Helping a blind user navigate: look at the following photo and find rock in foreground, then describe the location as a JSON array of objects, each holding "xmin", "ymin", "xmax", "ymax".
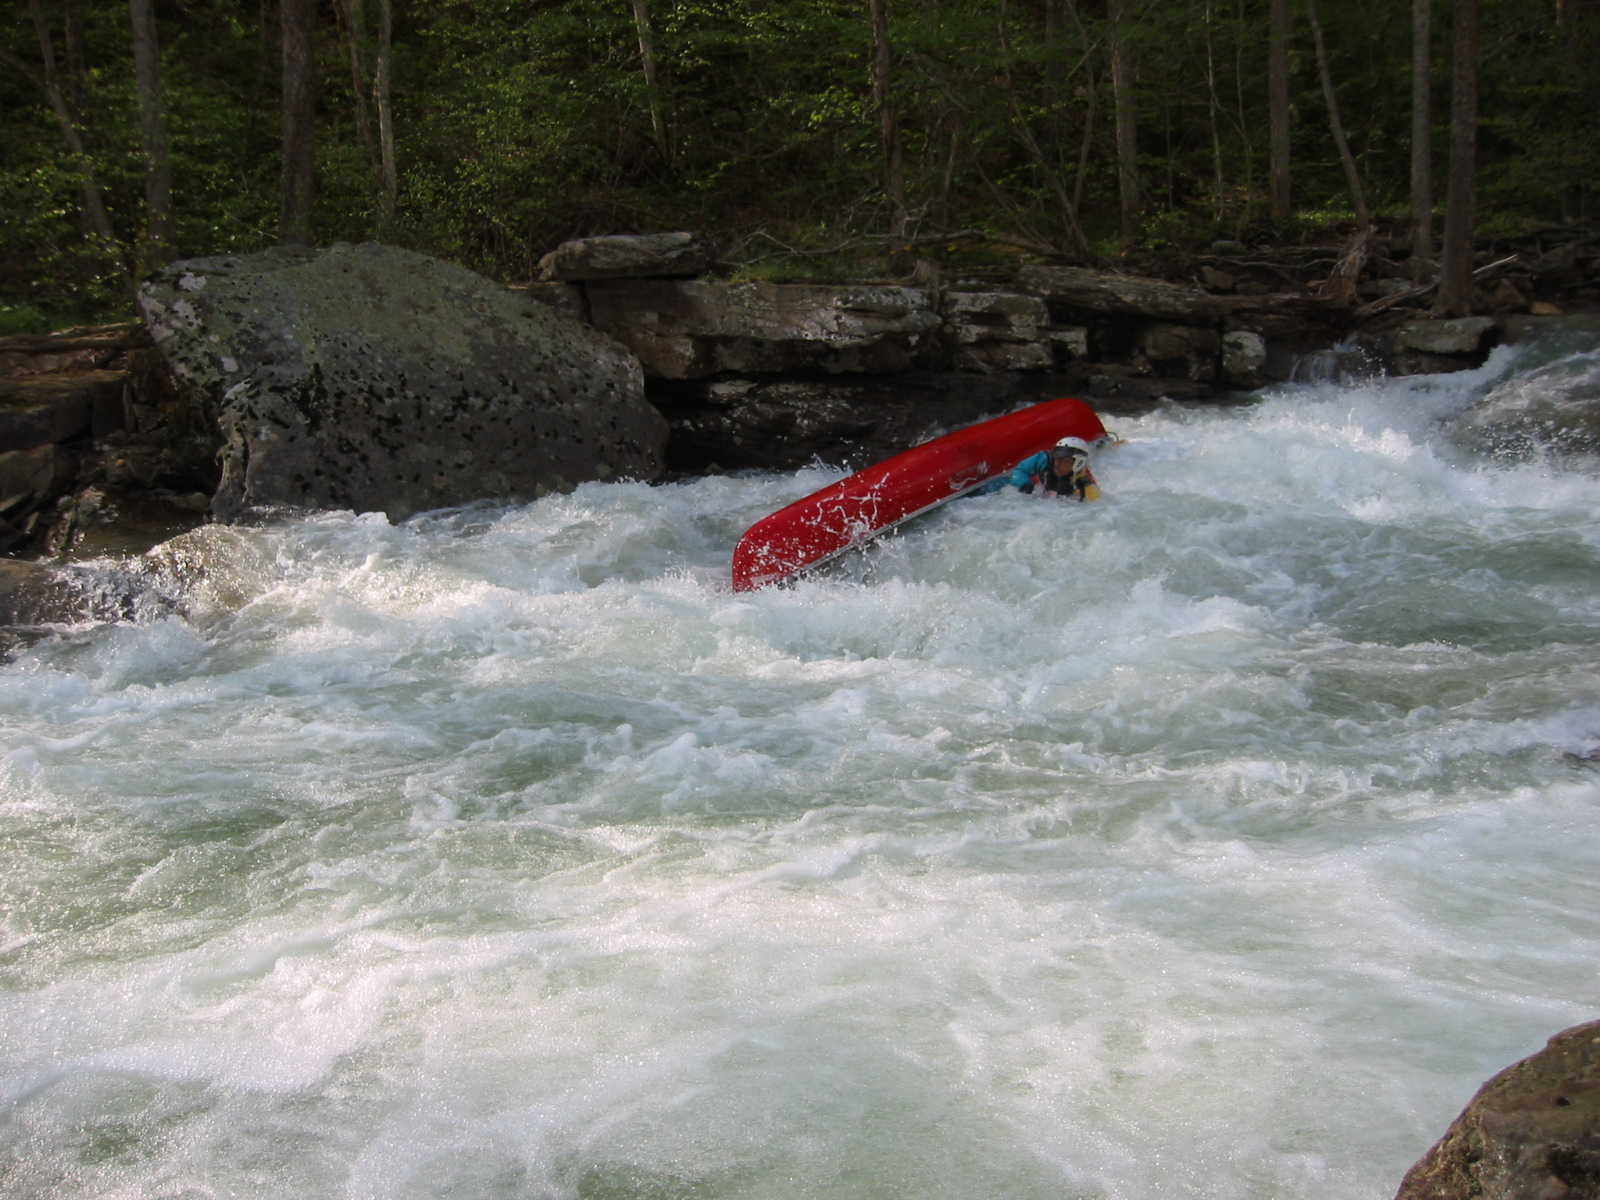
[
  {"xmin": 1395, "ymin": 1019, "xmax": 1600, "ymax": 1199},
  {"xmin": 137, "ymin": 243, "xmax": 665, "ymax": 522}
]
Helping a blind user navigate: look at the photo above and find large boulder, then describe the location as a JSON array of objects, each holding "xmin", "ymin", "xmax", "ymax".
[
  {"xmin": 137, "ymin": 243, "xmax": 664, "ymax": 523},
  {"xmin": 1395, "ymin": 1020, "xmax": 1600, "ymax": 1200}
]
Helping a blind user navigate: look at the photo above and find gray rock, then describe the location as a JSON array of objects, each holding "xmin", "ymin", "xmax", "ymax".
[
  {"xmin": 583, "ymin": 280, "xmax": 941, "ymax": 379},
  {"xmin": 539, "ymin": 232, "xmax": 714, "ymax": 281},
  {"xmin": 1017, "ymin": 265, "xmax": 1227, "ymax": 322},
  {"xmin": 0, "ymin": 559, "xmax": 76, "ymax": 631},
  {"xmin": 137, "ymin": 243, "xmax": 664, "ymax": 523},
  {"xmin": 940, "ymin": 292, "xmax": 1053, "ymax": 372},
  {"xmin": 1222, "ymin": 330, "xmax": 1269, "ymax": 388},
  {"xmin": 0, "ymin": 445, "xmax": 67, "ymax": 515},
  {"xmin": 1137, "ymin": 322, "xmax": 1220, "ymax": 382},
  {"xmin": 1394, "ymin": 1019, "xmax": 1600, "ymax": 1200},
  {"xmin": 0, "ymin": 371, "xmax": 126, "ymax": 449},
  {"xmin": 1397, "ymin": 316, "xmax": 1498, "ymax": 356}
]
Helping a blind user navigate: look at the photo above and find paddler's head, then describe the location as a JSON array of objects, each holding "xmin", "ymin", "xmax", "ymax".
[{"xmin": 1051, "ymin": 437, "xmax": 1099, "ymax": 501}]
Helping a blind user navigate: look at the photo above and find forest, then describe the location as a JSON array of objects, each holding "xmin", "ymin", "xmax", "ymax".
[{"xmin": 2, "ymin": 0, "xmax": 1596, "ymax": 334}]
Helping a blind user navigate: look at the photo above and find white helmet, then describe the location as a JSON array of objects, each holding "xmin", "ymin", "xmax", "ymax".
[{"xmin": 1053, "ymin": 436, "xmax": 1091, "ymax": 455}]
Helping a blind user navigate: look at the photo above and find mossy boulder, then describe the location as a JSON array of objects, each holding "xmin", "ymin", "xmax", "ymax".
[
  {"xmin": 137, "ymin": 243, "xmax": 665, "ymax": 523},
  {"xmin": 1396, "ymin": 1020, "xmax": 1600, "ymax": 1199}
]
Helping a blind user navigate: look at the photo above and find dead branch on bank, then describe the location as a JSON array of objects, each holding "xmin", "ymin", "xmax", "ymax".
[{"xmin": 1353, "ymin": 253, "xmax": 1520, "ymax": 318}]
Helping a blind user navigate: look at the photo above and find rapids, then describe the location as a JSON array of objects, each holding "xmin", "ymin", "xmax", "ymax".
[{"xmin": 3, "ymin": 337, "xmax": 1599, "ymax": 1199}]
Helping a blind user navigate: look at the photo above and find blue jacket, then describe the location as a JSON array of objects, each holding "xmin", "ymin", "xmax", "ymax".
[
  {"xmin": 970, "ymin": 452, "xmax": 1050, "ymax": 496},
  {"xmin": 971, "ymin": 450, "xmax": 1098, "ymax": 500},
  {"xmin": 1004, "ymin": 451, "xmax": 1054, "ymax": 491}
]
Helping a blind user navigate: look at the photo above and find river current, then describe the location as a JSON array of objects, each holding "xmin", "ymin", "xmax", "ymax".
[{"xmin": 3, "ymin": 338, "xmax": 1599, "ymax": 1199}]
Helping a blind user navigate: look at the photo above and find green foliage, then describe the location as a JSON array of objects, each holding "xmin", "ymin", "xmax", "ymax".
[
  {"xmin": 0, "ymin": 0, "xmax": 1594, "ymax": 306},
  {"xmin": 0, "ymin": 303, "xmax": 55, "ymax": 336}
]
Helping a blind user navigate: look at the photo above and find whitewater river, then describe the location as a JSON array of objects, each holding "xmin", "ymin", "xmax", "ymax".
[{"xmin": 3, "ymin": 337, "xmax": 1599, "ymax": 1199}]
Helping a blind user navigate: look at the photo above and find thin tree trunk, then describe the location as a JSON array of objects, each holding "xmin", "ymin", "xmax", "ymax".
[
  {"xmin": 22, "ymin": 0, "xmax": 115, "ymax": 245},
  {"xmin": 1109, "ymin": 0, "xmax": 1139, "ymax": 241},
  {"xmin": 1268, "ymin": 0, "xmax": 1292, "ymax": 219},
  {"xmin": 1073, "ymin": 63, "xmax": 1098, "ymax": 222},
  {"xmin": 129, "ymin": 0, "xmax": 175, "ymax": 268},
  {"xmin": 336, "ymin": 0, "xmax": 377, "ymax": 170},
  {"xmin": 336, "ymin": 0, "xmax": 397, "ymax": 219},
  {"xmin": 1232, "ymin": 0, "xmax": 1256, "ymax": 211},
  {"xmin": 630, "ymin": 0, "xmax": 671, "ymax": 165},
  {"xmin": 375, "ymin": 0, "xmax": 397, "ymax": 218},
  {"xmin": 1204, "ymin": 1, "xmax": 1225, "ymax": 217},
  {"xmin": 1436, "ymin": 0, "xmax": 1479, "ymax": 315},
  {"xmin": 280, "ymin": 0, "xmax": 318, "ymax": 246},
  {"xmin": 1305, "ymin": 0, "xmax": 1370, "ymax": 228},
  {"xmin": 869, "ymin": 0, "xmax": 907, "ymax": 238},
  {"xmin": 1054, "ymin": 0, "xmax": 1097, "ymax": 226},
  {"xmin": 1409, "ymin": 0, "xmax": 1432, "ymax": 274}
]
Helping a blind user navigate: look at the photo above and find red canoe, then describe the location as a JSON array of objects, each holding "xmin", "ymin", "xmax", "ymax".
[{"xmin": 731, "ymin": 396, "xmax": 1107, "ymax": 591}]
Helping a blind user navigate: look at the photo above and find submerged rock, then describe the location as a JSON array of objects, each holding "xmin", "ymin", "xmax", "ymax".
[
  {"xmin": 1395, "ymin": 1019, "xmax": 1600, "ymax": 1200},
  {"xmin": 1446, "ymin": 323, "xmax": 1600, "ymax": 460},
  {"xmin": 137, "ymin": 242, "xmax": 665, "ymax": 523}
]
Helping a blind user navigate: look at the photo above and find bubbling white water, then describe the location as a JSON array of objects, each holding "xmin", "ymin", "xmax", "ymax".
[{"xmin": 3, "ymin": 349, "xmax": 1600, "ymax": 1199}]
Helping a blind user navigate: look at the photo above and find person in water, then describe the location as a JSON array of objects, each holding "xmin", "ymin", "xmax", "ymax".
[{"xmin": 1003, "ymin": 436, "xmax": 1102, "ymax": 501}]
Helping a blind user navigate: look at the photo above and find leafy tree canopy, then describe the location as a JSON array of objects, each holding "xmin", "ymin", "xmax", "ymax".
[{"xmin": 1, "ymin": 0, "xmax": 1594, "ymax": 324}]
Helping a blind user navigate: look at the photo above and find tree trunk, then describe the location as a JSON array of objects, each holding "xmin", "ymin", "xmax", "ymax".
[
  {"xmin": 1409, "ymin": 0, "xmax": 1432, "ymax": 274},
  {"xmin": 1436, "ymin": 0, "xmax": 1478, "ymax": 315},
  {"xmin": 336, "ymin": 0, "xmax": 377, "ymax": 171},
  {"xmin": 630, "ymin": 0, "xmax": 671, "ymax": 165},
  {"xmin": 1073, "ymin": 59, "xmax": 1098, "ymax": 223},
  {"xmin": 1305, "ymin": 0, "xmax": 1370, "ymax": 229},
  {"xmin": 335, "ymin": 0, "xmax": 397, "ymax": 220},
  {"xmin": 129, "ymin": 0, "xmax": 175, "ymax": 268},
  {"xmin": 21, "ymin": 0, "xmax": 116, "ymax": 245},
  {"xmin": 1203, "ymin": 1, "xmax": 1225, "ymax": 216},
  {"xmin": 375, "ymin": 0, "xmax": 397, "ymax": 218},
  {"xmin": 869, "ymin": 0, "xmax": 908, "ymax": 238},
  {"xmin": 1109, "ymin": 0, "xmax": 1139, "ymax": 242},
  {"xmin": 1268, "ymin": 0, "xmax": 1292, "ymax": 219},
  {"xmin": 280, "ymin": 0, "xmax": 318, "ymax": 246}
]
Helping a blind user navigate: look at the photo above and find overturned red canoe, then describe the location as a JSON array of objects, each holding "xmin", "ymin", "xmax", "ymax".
[{"xmin": 731, "ymin": 396, "xmax": 1107, "ymax": 591}]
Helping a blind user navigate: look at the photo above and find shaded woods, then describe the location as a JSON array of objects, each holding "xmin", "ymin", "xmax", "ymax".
[{"xmin": 2, "ymin": 0, "xmax": 1597, "ymax": 329}]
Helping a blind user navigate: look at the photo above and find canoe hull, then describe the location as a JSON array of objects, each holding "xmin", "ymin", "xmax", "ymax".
[{"xmin": 731, "ymin": 396, "xmax": 1107, "ymax": 591}]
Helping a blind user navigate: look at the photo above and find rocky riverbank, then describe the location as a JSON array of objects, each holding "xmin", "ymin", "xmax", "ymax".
[{"xmin": 3, "ymin": 232, "xmax": 1598, "ymax": 636}]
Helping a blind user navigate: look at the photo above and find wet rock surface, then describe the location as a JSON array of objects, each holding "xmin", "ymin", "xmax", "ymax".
[
  {"xmin": 1396, "ymin": 1020, "xmax": 1600, "ymax": 1200},
  {"xmin": 137, "ymin": 242, "xmax": 664, "ymax": 523}
]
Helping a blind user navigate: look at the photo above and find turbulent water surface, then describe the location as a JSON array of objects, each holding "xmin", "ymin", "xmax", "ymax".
[{"xmin": 4, "ymin": 340, "xmax": 1599, "ymax": 1199}]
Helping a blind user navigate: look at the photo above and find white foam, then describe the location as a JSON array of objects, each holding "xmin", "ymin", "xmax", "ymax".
[{"xmin": 5, "ymin": 349, "xmax": 1600, "ymax": 1198}]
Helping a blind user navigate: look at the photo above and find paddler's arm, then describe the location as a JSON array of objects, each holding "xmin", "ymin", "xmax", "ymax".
[{"xmin": 1005, "ymin": 451, "xmax": 1049, "ymax": 491}]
